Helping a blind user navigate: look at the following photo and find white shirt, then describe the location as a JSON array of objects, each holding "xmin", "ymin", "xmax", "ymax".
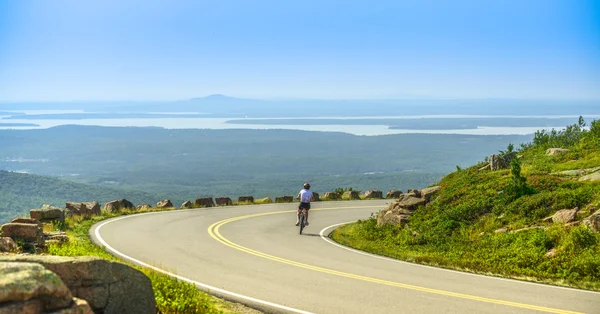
[{"xmin": 298, "ymin": 189, "xmax": 313, "ymax": 203}]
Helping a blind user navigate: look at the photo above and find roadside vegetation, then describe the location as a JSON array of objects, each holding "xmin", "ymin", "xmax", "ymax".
[
  {"xmin": 44, "ymin": 208, "xmax": 252, "ymax": 314},
  {"xmin": 332, "ymin": 118, "xmax": 600, "ymax": 290}
]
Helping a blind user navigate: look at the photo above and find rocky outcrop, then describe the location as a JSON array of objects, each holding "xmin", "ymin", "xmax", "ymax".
[
  {"xmin": 10, "ymin": 218, "xmax": 42, "ymax": 227},
  {"xmin": 583, "ymin": 209, "xmax": 600, "ymax": 233},
  {"xmin": 275, "ymin": 196, "xmax": 294, "ymax": 203},
  {"xmin": 386, "ymin": 190, "xmax": 402, "ymax": 199},
  {"xmin": 579, "ymin": 171, "xmax": 600, "ymax": 182},
  {"xmin": 377, "ymin": 186, "xmax": 440, "ymax": 226},
  {"xmin": 156, "ymin": 199, "xmax": 173, "ymax": 208},
  {"xmin": 546, "ymin": 148, "xmax": 569, "ymax": 156},
  {"xmin": 30, "ymin": 205, "xmax": 65, "ymax": 223},
  {"xmin": 551, "ymin": 167, "xmax": 600, "ymax": 183},
  {"xmin": 342, "ymin": 191, "xmax": 360, "ymax": 200},
  {"xmin": 136, "ymin": 204, "xmax": 152, "ymax": 211},
  {"xmin": 490, "ymin": 152, "xmax": 516, "ymax": 171},
  {"xmin": 322, "ymin": 192, "xmax": 341, "ymax": 200},
  {"xmin": 0, "ymin": 262, "xmax": 89, "ymax": 313},
  {"xmin": 44, "ymin": 231, "xmax": 69, "ymax": 246},
  {"xmin": 65, "ymin": 202, "xmax": 101, "ymax": 218},
  {"xmin": 378, "ymin": 210, "xmax": 410, "ymax": 226},
  {"xmin": 0, "ymin": 222, "xmax": 44, "ymax": 247},
  {"xmin": 396, "ymin": 197, "xmax": 427, "ymax": 211},
  {"xmin": 363, "ymin": 190, "xmax": 383, "ymax": 199},
  {"xmin": 238, "ymin": 196, "xmax": 254, "ymax": 204},
  {"xmin": 215, "ymin": 197, "xmax": 233, "ymax": 206},
  {"xmin": 104, "ymin": 199, "xmax": 134, "ymax": 213},
  {"xmin": 194, "ymin": 198, "xmax": 215, "ymax": 208},
  {"xmin": 180, "ymin": 201, "xmax": 194, "ymax": 209},
  {"xmin": 0, "ymin": 255, "xmax": 156, "ymax": 314},
  {"xmin": 311, "ymin": 192, "xmax": 320, "ymax": 201},
  {"xmin": 420, "ymin": 186, "xmax": 442, "ymax": 202},
  {"xmin": 0, "ymin": 237, "xmax": 18, "ymax": 253},
  {"xmin": 543, "ymin": 208, "xmax": 579, "ymax": 224},
  {"xmin": 407, "ymin": 189, "xmax": 421, "ymax": 198}
]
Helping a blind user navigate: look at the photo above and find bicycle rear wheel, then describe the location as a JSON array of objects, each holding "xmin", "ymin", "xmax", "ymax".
[{"xmin": 299, "ymin": 211, "xmax": 305, "ymax": 234}]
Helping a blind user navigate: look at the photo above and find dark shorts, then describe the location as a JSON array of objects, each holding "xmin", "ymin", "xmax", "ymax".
[{"xmin": 299, "ymin": 202, "xmax": 311, "ymax": 210}]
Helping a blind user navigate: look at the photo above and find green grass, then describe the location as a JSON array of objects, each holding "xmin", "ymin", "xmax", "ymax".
[
  {"xmin": 44, "ymin": 208, "xmax": 251, "ymax": 314},
  {"xmin": 331, "ymin": 118, "xmax": 600, "ymax": 291}
]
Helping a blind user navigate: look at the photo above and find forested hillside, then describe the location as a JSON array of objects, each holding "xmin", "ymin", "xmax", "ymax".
[
  {"xmin": 0, "ymin": 126, "xmax": 531, "ymax": 201},
  {"xmin": 0, "ymin": 171, "xmax": 161, "ymax": 223}
]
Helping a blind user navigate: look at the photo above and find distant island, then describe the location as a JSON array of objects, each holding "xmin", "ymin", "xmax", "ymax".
[{"xmin": 0, "ymin": 123, "xmax": 40, "ymax": 127}]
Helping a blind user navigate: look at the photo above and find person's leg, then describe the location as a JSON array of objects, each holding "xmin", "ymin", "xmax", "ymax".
[{"xmin": 296, "ymin": 207, "xmax": 301, "ymax": 226}]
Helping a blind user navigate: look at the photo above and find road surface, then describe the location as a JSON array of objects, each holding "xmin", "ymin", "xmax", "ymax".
[{"xmin": 90, "ymin": 200, "xmax": 600, "ymax": 314}]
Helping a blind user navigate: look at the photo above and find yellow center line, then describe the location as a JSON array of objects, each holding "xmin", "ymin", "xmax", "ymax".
[{"xmin": 207, "ymin": 206, "xmax": 584, "ymax": 314}]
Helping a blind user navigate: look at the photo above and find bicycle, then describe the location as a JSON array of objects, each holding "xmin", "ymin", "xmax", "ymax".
[{"xmin": 298, "ymin": 207, "xmax": 308, "ymax": 234}]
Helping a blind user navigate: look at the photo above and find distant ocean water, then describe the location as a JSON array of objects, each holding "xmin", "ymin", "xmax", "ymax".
[{"xmin": 1, "ymin": 111, "xmax": 598, "ymax": 136}]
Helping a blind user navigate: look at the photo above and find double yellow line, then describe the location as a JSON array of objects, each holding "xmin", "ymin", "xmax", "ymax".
[{"xmin": 207, "ymin": 206, "xmax": 584, "ymax": 314}]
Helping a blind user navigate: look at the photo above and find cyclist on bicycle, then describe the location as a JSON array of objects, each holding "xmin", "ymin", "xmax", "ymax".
[{"xmin": 296, "ymin": 183, "xmax": 313, "ymax": 226}]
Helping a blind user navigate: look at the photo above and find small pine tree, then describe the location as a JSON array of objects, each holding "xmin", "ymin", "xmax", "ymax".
[{"xmin": 505, "ymin": 158, "xmax": 537, "ymax": 201}]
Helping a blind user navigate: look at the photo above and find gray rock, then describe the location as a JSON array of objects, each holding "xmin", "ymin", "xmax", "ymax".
[
  {"xmin": 342, "ymin": 190, "xmax": 360, "ymax": 200},
  {"xmin": 104, "ymin": 199, "xmax": 134, "ymax": 213},
  {"xmin": 30, "ymin": 205, "xmax": 65, "ymax": 223},
  {"xmin": 386, "ymin": 190, "xmax": 402, "ymax": 199},
  {"xmin": 65, "ymin": 202, "xmax": 101, "ymax": 218},
  {"xmin": 194, "ymin": 197, "xmax": 215, "ymax": 207},
  {"xmin": 0, "ymin": 299, "xmax": 43, "ymax": 314},
  {"xmin": 322, "ymin": 192, "xmax": 341, "ymax": 200},
  {"xmin": 396, "ymin": 197, "xmax": 427, "ymax": 211},
  {"xmin": 545, "ymin": 208, "xmax": 579, "ymax": 224},
  {"xmin": 44, "ymin": 232, "xmax": 69, "ymax": 245},
  {"xmin": 0, "ymin": 262, "xmax": 73, "ymax": 312},
  {"xmin": 215, "ymin": 197, "xmax": 233, "ymax": 206},
  {"xmin": 546, "ymin": 148, "xmax": 569, "ymax": 156},
  {"xmin": 180, "ymin": 201, "xmax": 194, "ymax": 209},
  {"xmin": 10, "ymin": 218, "xmax": 42, "ymax": 226},
  {"xmin": 275, "ymin": 196, "xmax": 294, "ymax": 203},
  {"xmin": 238, "ymin": 196, "xmax": 254, "ymax": 204},
  {"xmin": 0, "ymin": 223, "xmax": 44, "ymax": 246},
  {"xmin": 0, "ymin": 237, "xmax": 18, "ymax": 253},
  {"xmin": 420, "ymin": 186, "xmax": 441, "ymax": 202},
  {"xmin": 579, "ymin": 171, "xmax": 600, "ymax": 182},
  {"xmin": 0, "ymin": 256, "xmax": 156, "ymax": 314},
  {"xmin": 311, "ymin": 192, "xmax": 320, "ymax": 201},
  {"xmin": 510, "ymin": 226, "xmax": 546, "ymax": 234},
  {"xmin": 51, "ymin": 297, "xmax": 94, "ymax": 314},
  {"xmin": 407, "ymin": 189, "xmax": 422, "ymax": 198},
  {"xmin": 135, "ymin": 204, "xmax": 152, "ymax": 211},
  {"xmin": 490, "ymin": 152, "xmax": 516, "ymax": 170},
  {"xmin": 156, "ymin": 199, "xmax": 173, "ymax": 208},
  {"xmin": 376, "ymin": 210, "xmax": 410, "ymax": 226},
  {"xmin": 363, "ymin": 190, "xmax": 383, "ymax": 199},
  {"xmin": 583, "ymin": 210, "xmax": 600, "ymax": 233}
]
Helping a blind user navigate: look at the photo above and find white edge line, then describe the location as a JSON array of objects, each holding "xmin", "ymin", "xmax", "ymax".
[
  {"xmin": 93, "ymin": 212, "xmax": 314, "ymax": 314},
  {"xmin": 319, "ymin": 221, "xmax": 600, "ymax": 295}
]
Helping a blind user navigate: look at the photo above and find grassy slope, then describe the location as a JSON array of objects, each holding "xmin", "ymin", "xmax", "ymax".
[{"xmin": 332, "ymin": 119, "xmax": 600, "ymax": 290}]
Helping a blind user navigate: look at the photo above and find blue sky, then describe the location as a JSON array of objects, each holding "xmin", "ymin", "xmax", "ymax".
[{"xmin": 0, "ymin": 0, "xmax": 599, "ymax": 101}]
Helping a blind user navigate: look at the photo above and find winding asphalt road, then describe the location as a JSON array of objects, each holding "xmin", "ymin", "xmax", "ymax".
[{"xmin": 90, "ymin": 200, "xmax": 600, "ymax": 314}]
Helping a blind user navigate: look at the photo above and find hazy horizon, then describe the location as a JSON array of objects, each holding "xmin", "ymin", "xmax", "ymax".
[{"xmin": 2, "ymin": 94, "xmax": 600, "ymax": 103}]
